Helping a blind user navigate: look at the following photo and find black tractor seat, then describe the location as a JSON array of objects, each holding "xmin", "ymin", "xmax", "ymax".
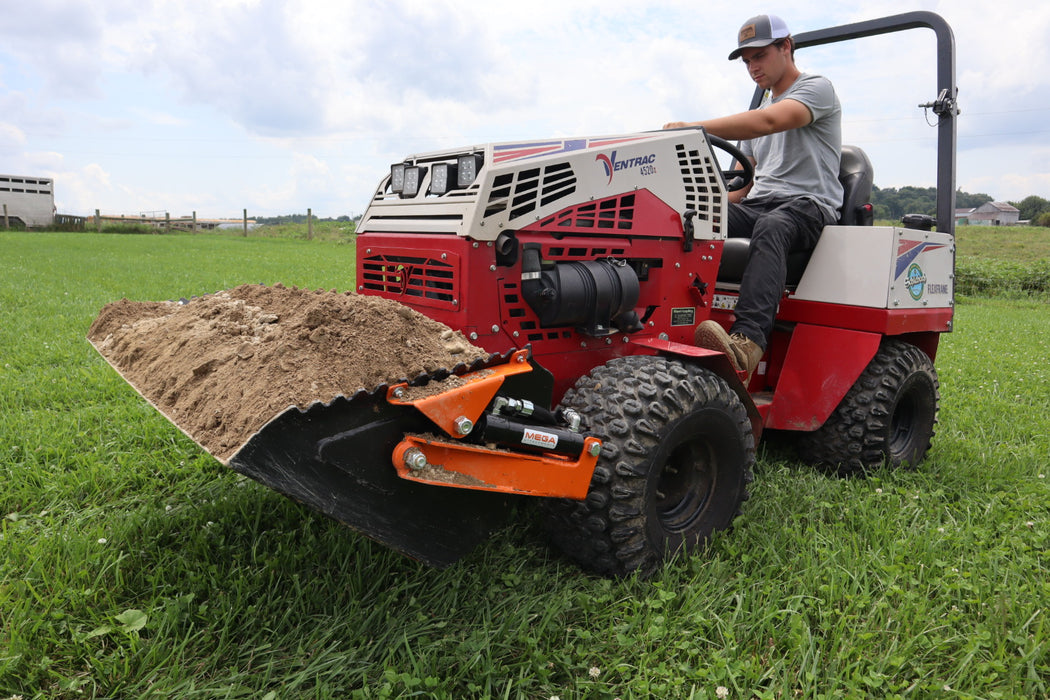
[{"xmin": 716, "ymin": 145, "xmax": 874, "ymax": 287}]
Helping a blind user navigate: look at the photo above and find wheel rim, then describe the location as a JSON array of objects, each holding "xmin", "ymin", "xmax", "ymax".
[
  {"xmin": 889, "ymin": 391, "xmax": 917, "ymax": 454},
  {"xmin": 656, "ymin": 439, "xmax": 715, "ymax": 534},
  {"xmin": 888, "ymin": 374, "xmax": 934, "ymax": 463}
]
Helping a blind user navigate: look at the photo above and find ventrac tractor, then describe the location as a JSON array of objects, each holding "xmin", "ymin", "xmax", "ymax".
[{"xmin": 97, "ymin": 13, "xmax": 959, "ymax": 577}]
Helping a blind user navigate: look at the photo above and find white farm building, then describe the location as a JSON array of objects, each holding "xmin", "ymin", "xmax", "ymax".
[
  {"xmin": 955, "ymin": 201, "xmax": 1021, "ymax": 226},
  {"xmin": 1, "ymin": 174, "xmax": 55, "ymax": 228}
]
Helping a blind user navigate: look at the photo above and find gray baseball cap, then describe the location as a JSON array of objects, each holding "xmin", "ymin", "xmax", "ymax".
[{"xmin": 728, "ymin": 14, "xmax": 790, "ymax": 60}]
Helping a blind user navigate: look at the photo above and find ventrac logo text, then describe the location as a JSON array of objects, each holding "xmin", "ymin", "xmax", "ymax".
[{"xmin": 595, "ymin": 150, "xmax": 657, "ymax": 184}]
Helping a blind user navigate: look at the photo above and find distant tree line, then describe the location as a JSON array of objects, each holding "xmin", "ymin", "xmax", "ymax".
[
  {"xmin": 1012, "ymin": 196, "xmax": 1050, "ymax": 226},
  {"xmin": 871, "ymin": 187, "xmax": 1050, "ymax": 226},
  {"xmin": 252, "ymin": 213, "xmax": 360, "ymax": 225}
]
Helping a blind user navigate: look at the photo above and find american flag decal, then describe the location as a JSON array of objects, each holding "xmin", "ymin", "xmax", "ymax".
[
  {"xmin": 492, "ymin": 136, "xmax": 652, "ymax": 164},
  {"xmin": 895, "ymin": 239, "xmax": 947, "ymax": 279}
]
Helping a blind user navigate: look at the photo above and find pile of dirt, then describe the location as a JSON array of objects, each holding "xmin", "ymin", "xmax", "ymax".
[{"xmin": 87, "ymin": 284, "xmax": 489, "ymax": 462}]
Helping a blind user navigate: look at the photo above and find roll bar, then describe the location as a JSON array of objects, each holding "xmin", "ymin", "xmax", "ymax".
[{"xmin": 750, "ymin": 12, "xmax": 958, "ymax": 236}]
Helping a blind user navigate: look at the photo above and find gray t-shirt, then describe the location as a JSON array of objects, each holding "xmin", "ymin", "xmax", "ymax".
[{"xmin": 740, "ymin": 73, "xmax": 843, "ymax": 222}]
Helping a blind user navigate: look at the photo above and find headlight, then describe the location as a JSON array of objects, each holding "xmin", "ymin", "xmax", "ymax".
[
  {"xmin": 390, "ymin": 163, "xmax": 406, "ymax": 194},
  {"xmin": 457, "ymin": 154, "xmax": 481, "ymax": 188},
  {"xmin": 401, "ymin": 165, "xmax": 424, "ymax": 197},
  {"xmin": 390, "ymin": 163, "xmax": 426, "ymax": 197},
  {"xmin": 429, "ymin": 154, "xmax": 483, "ymax": 195},
  {"xmin": 430, "ymin": 162, "xmax": 455, "ymax": 196}
]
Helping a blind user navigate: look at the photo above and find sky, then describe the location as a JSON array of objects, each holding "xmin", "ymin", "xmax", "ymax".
[{"xmin": 1, "ymin": 0, "xmax": 1048, "ymax": 219}]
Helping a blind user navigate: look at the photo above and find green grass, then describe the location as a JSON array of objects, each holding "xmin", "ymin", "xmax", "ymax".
[
  {"xmin": 249, "ymin": 219, "xmax": 357, "ymax": 241},
  {"xmin": 955, "ymin": 225, "xmax": 1050, "ymax": 263},
  {"xmin": 74, "ymin": 218, "xmax": 357, "ymax": 241},
  {"xmin": 2, "ymin": 230, "xmax": 1049, "ymax": 699},
  {"xmin": 953, "ymin": 226, "xmax": 1050, "ymax": 297}
]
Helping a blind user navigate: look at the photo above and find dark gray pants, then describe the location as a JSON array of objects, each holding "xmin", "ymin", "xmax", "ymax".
[{"xmin": 728, "ymin": 196, "xmax": 833, "ymax": 350}]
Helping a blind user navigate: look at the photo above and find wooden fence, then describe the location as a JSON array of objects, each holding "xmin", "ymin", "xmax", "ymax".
[
  {"xmin": 90, "ymin": 209, "xmax": 259, "ymax": 235},
  {"xmin": 5, "ymin": 207, "xmax": 320, "ymax": 239}
]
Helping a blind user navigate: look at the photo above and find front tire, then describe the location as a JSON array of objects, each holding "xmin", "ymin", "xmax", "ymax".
[
  {"xmin": 542, "ymin": 356, "xmax": 755, "ymax": 578},
  {"xmin": 798, "ymin": 340, "xmax": 940, "ymax": 477}
]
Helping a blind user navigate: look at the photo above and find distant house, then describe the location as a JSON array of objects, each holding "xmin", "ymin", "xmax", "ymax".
[
  {"xmin": 965, "ymin": 201, "xmax": 1021, "ymax": 226},
  {"xmin": 955, "ymin": 207, "xmax": 975, "ymax": 225},
  {"xmin": 0, "ymin": 174, "xmax": 55, "ymax": 228}
]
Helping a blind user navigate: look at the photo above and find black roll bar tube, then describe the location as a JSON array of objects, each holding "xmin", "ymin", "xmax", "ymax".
[{"xmin": 748, "ymin": 11, "xmax": 958, "ymax": 236}]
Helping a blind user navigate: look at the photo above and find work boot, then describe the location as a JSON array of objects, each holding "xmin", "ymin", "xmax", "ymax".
[
  {"xmin": 694, "ymin": 320, "xmax": 763, "ymax": 383},
  {"xmin": 729, "ymin": 333, "xmax": 763, "ymax": 384}
]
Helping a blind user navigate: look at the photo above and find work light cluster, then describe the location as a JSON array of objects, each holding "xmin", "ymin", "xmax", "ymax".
[{"xmin": 389, "ymin": 154, "xmax": 483, "ymax": 198}]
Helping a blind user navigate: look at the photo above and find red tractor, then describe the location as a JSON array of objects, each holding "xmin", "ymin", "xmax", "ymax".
[{"xmin": 95, "ymin": 13, "xmax": 960, "ymax": 577}]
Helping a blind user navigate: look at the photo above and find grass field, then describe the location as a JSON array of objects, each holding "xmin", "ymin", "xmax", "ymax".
[
  {"xmin": 2, "ymin": 230, "xmax": 1049, "ymax": 699},
  {"xmin": 954, "ymin": 225, "xmax": 1050, "ymax": 262},
  {"xmin": 952, "ymin": 226, "xmax": 1050, "ymax": 298}
]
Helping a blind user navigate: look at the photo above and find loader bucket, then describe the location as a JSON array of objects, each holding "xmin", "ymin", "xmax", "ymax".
[
  {"xmin": 86, "ymin": 285, "xmax": 520, "ymax": 567},
  {"xmin": 225, "ymin": 391, "xmax": 518, "ymax": 567}
]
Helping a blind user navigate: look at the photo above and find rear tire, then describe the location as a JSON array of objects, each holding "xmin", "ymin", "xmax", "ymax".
[
  {"xmin": 798, "ymin": 340, "xmax": 939, "ymax": 477},
  {"xmin": 542, "ymin": 356, "xmax": 754, "ymax": 578}
]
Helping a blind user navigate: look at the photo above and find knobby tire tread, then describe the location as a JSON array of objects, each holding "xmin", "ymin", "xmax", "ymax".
[
  {"xmin": 542, "ymin": 356, "xmax": 755, "ymax": 578},
  {"xmin": 798, "ymin": 339, "xmax": 940, "ymax": 477}
]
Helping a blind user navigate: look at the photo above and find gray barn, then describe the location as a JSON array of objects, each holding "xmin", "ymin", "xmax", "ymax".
[
  {"xmin": 968, "ymin": 201, "xmax": 1021, "ymax": 226},
  {"xmin": 1, "ymin": 174, "xmax": 55, "ymax": 228}
]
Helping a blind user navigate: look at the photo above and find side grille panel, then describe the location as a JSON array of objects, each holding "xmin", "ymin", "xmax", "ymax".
[
  {"xmin": 536, "ymin": 194, "xmax": 636, "ymax": 233},
  {"xmin": 485, "ymin": 162, "xmax": 577, "ymax": 220},
  {"xmin": 675, "ymin": 143, "xmax": 724, "ymax": 236},
  {"xmin": 360, "ymin": 250, "xmax": 460, "ymax": 311}
]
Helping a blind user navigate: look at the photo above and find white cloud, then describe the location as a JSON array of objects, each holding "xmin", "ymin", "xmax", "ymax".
[
  {"xmin": 51, "ymin": 163, "xmax": 114, "ymax": 214},
  {"xmin": 131, "ymin": 107, "xmax": 190, "ymax": 128},
  {"xmin": 0, "ymin": 0, "xmax": 113, "ymax": 98},
  {"xmin": 1, "ymin": 0, "xmax": 1048, "ymax": 216},
  {"xmin": 0, "ymin": 121, "xmax": 27, "ymax": 156}
]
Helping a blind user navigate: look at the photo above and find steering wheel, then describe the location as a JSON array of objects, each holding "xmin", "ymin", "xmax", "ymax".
[{"xmin": 706, "ymin": 134, "xmax": 755, "ymax": 192}]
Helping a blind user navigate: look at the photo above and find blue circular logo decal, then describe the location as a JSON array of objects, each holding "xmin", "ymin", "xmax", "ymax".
[{"xmin": 906, "ymin": 263, "xmax": 927, "ymax": 300}]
